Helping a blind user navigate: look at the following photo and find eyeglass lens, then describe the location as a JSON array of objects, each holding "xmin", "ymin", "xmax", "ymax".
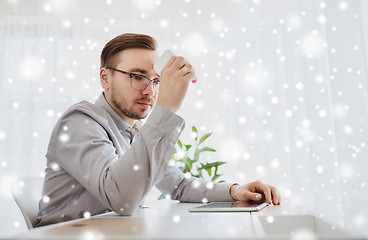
[{"xmin": 130, "ymin": 75, "xmax": 159, "ymax": 92}]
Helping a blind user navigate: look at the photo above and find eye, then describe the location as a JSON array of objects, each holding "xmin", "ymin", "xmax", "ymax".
[
  {"xmin": 153, "ymin": 79, "xmax": 160, "ymax": 85},
  {"xmin": 132, "ymin": 74, "xmax": 144, "ymax": 81}
]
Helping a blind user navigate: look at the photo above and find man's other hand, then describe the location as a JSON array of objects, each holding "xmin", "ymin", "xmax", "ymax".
[
  {"xmin": 156, "ymin": 56, "xmax": 197, "ymax": 113},
  {"xmin": 230, "ymin": 180, "xmax": 281, "ymax": 205}
]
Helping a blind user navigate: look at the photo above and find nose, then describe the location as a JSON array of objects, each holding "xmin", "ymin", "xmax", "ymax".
[{"xmin": 141, "ymin": 80, "xmax": 156, "ymax": 96}]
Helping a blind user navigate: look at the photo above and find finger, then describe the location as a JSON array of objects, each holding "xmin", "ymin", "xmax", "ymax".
[
  {"xmin": 171, "ymin": 56, "xmax": 186, "ymax": 71},
  {"xmin": 183, "ymin": 71, "xmax": 197, "ymax": 83},
  {"xmin": 254, "ymin": 181, "xmax": 272, "ymax": 204},
  {"xmin": 243, "ymin": 191, "xmax": 263, "ymax": 201},
  {"xmin": 183, "ymin": 68, "xmax": 195, "ymax": 77},
  {"xmin": 179, "ymin": 64, "xmax": 193, "ymax": 76},
  {"xmin": 165, "ymin": 56, "xmax": 177, "ymax": 69},
  {"xmin": 268, "ymin": 185, "xmax": 281, "ymax": 205}
]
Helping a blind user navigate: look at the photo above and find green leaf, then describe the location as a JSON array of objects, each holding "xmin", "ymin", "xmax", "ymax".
[
  {"xmin": 193, "ymin": 168, "xmax": 203, "ymax": 179},
  {"xmin": 211, "ymin": 174, "xmax": 222, "ymax": 182},
  {"xmin": 214, "ymin": 166, "xmax": 218, "ymax": 176},
  {"xmin": 193, "ymin": 148, "xmax": 200, "ymax": 161},
  {"xmin": 190, "ymin": 158, "xmax": 198, "ymax": 164},
  {"xmin": 172, "ymin": 126, "xmax": 227, "ymax": 183},
  {"xmin": 218, "ymin": 180, "xmax": 226, "ymax": 183},
  {"xmin": 193, "ymin": 147, "xmax": 216, "ymax": 162},
  {"xmin": 198, "ymin": 161, "xmax": 226, "ymax": 169},
  {"xmin": 182, "ymin": 156, "xmax": 194, "ymax": 172},
  {"xmin": 200, "ymin": 147, "xmax": 216, "ymax": 153},
  {"xmin": 198, "ymin": 132, "xmax": 213, "ymax": 145},
  {"xmin": 185, "ymin": 144, "xmax": 192, "ymax": 151},
  {"xmin": 192, "ymin": 173, "xmax": 201, "ymax": 178},
  {"xmin": 204, "ymin": 167, "xmax": 212, "ymax": 176},
  {"xmin": 170, "ymin": 148, "xmax": 177, "ymax": 160},
  {"xmin": 192, "ymin": 126, "xmax": 198, "ymax": 141}
]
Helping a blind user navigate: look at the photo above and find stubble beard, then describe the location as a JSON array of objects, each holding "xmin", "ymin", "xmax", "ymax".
[{"xmin": 111, "ymin": 88, "xmax": 152, "ymax": 120}]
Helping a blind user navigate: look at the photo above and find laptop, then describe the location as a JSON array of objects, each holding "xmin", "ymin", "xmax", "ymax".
[{"xmin": 189, "ymin": 201, "xmax": 268, "ymax": 212}]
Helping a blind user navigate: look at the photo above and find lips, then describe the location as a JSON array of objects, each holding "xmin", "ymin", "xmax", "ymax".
[{"xmin": 137, "ymin": 102, "xmax": 152, "ymax": 109}]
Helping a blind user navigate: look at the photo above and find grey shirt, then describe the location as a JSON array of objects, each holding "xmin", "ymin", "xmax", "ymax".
[{"xmin": 37, "ymin": 93, "xmax": 234, "ymax": 227}]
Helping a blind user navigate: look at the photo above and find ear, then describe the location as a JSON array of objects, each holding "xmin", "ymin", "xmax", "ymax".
[{"xmin": 100, "ymin": 68, "xmax": 109, "ymax": 90}]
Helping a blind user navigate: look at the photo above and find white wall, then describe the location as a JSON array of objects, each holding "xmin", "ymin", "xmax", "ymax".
[{"xmin": 0, "ymin": 0, "xmax": 367, "ymax": 238}]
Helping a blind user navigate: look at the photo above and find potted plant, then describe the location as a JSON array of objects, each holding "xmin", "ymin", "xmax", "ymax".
[{"xmin": 171, "ymin": 126, "xmax": 226, "ymax": 183}]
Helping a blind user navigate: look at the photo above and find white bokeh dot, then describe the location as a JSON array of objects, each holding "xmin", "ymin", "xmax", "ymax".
[
  {"xmin": 319, "ymin": 110, "xmax": 327, "ymax": 118},
  {"xmin": 173, "ymin": 215, "xmax": 181, "ymax": 223},
  {"xmin": 296, "ymin": 140, "xmax": 303, "ymax": 148},
  {"xmin": 316, "ymin": 166, "xmax": 324, "ymax": 174},
  {"xmin": 83, "ymin": 211, "xmax": 91, "ymax": 218},
  {"xmin": 267, "ymin": 216, "xmax": 274, "ymax": 223},
  {"xmin": 59, "ymin": 133, "xmax": 70, "ymax": 143},
  {"xmin": 243, "ymin": 152, "xmax": 250, "ymax": 160},
  {"xmin": 238, "ymin": 116, "xmax": 246, "ymax": 124},
  {"xmin": 343, "ymin": 125, "xmax": 353, "ymax": 135},
  {"xmin": 51, "ymin": 163, "xmax": 60, "ymax": 171},
  {"xmin": 339, "ymin": 1, "xmax": 348, "ymax": 11},
  {"xmin": 285, "ymin": 110, "xmax": 293, "ymax": 118},
  {"xmin": 271, "ymin": 97, "xmax": 279, "ymax": 104},
  {"xmin": 0, "ymin": 131, "xmax": 6, "ymax": 140},
  {"xmin": 159, "ymin": 19, "xmax": 169, "ymax": 28},
  {"xmin": 14, "ymin": 221, "xmax": 20, "ymax": 228},
  {"xmin": 46, "ymin": 109, "xmax": 55, "ymax": 117},
  {"xmin": 42, "ymin": 195, "xmax": 50, "ymax": 203}
]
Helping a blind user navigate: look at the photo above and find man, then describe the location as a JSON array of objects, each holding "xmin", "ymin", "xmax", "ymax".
[{"xmin": 37, "ymin": 33, "xmax": 280, "ymax": 227}]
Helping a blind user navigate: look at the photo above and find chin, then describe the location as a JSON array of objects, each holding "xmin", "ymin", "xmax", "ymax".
[{"xmin": 139, "ymin": 110, "xmax": 151, "ymax": 119}]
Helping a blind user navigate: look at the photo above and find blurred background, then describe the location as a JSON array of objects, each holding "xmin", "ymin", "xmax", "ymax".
[{"xmin": 1, "ymin": 0, "xmax": 367, "ymax": 238}]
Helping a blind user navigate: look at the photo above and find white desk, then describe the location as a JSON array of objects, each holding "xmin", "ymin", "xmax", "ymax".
[{"xmin": 11, "ymin": 200, "xmax": 366, "ymax": 240}]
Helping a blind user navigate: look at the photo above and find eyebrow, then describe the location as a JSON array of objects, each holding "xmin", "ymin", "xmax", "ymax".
[{"xmin": 128, "ymin": 68, "xmax": 147, "ymax": 74}]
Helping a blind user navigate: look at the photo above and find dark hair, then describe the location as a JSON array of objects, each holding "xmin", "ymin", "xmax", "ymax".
[{"xmin": 100, "ymin": 33, "xmax": 157, "ymax": 69}]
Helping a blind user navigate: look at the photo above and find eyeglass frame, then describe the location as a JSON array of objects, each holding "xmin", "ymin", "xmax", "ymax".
[{"xmin": 106, "ymin": 67, "xmax": 160, "ymax": 92}]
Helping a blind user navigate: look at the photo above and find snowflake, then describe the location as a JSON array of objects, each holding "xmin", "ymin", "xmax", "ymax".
[
  {"xmin": 339, "ymin": 1, "xmax": 348, "ymax": 11},
  {"xmin": 182, "ymin": 33, "xmax": 207, "ymax": 56},
  {"xmin": 286, "ymin": 14, "xmax": 301, "ymax": 30},
  {"xmin": 316, "ymin": 166, "xmax": 324, "ymax": 174},
  {"xmin": 292, "ymin": 230, "xmax": 316, "ymax": 240},
  {"xmin": 266, "ymin": 216, "xmax": 274, "ymax": 223},
  {"xmin": 59, "ymin": 133, "xmax": 70, "ymax": 143},
  {"xmin": 238, "ymin": 116, "xmax": 246, "ymax": 124},
  {"xmin": 159, "ymin": 19, "xmax": 169, "ymax": 28},
  {"xmin": 301, "ymin": 32, "xmax": 324, "ymax": 58},
  {"xmin": 83, "ymin": 212, "xmax": 91, "ymax": 218},
  {"xmin": 0, "ymin": 131, "xmax": 6, "ymax": 140},
  {"xmin": 173, "ymin": 215, "xmax": 181, "ymax": 223},
  {"xmin": 46, "ymin": 109, "xmax": 55, "ymax": 117},
  {"xmin": 42, "ymin": 196, "xmax": 50, "ymax": 203}
]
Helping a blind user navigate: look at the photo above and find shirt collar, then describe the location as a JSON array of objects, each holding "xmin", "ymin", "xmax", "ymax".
[{"xmin": 95, "ymin": 92, "xmax": 143, "ymax": 133}]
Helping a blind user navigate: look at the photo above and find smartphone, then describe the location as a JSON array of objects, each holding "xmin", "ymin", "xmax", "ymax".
[{"xmin": 154, "ymin": 49, "xmax": 175, "ymax": 75}]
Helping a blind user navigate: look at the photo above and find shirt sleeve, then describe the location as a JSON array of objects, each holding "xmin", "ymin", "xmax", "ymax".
[
  {"xmin": 51, "ymin": 105, "xmax": 184, "ymax": 215},
  {"xmin": 155, "ymin": 165, "xmax": 236, "ymax": 202}
]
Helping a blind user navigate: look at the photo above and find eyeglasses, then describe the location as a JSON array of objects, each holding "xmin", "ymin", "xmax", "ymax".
[{"xmin": 106, "ymin": 67, "xmax": 159, "ymax": 93}]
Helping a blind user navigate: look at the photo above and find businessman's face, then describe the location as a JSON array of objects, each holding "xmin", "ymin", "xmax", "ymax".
[{"xmin": 100, "ymin": 48, "xmax": 159, "ymax": 126}]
